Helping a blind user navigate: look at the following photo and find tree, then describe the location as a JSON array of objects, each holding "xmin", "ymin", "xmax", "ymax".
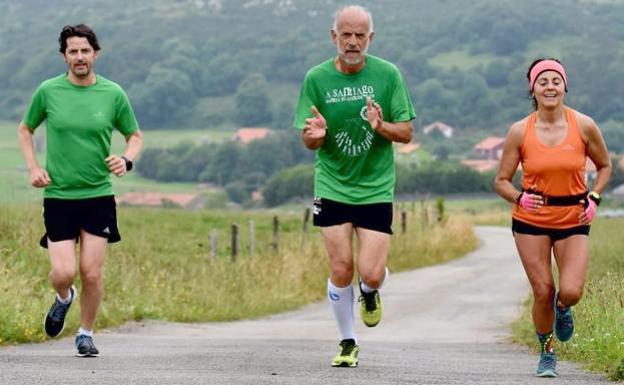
[
  {"xmin": 234, "ymin": 73, "xmax": 273, "ymax": 127},
  {"xmin": 601, "ymin": 120, "xmax": 624, "ymax": 153},
  {"xmin": 263, "ymin": 164, "xmax": 314, "ymax": 207},
  {"xmin": 433, "ymin": 145, "xmax": 450, "ymax": 161},
  {"xmin": 129, "ymin": 65, "xmax": 195, "ymax": 128},
  {"xmin": 272, "ymin": 100, "xmax": 295, "ymax": 130}
]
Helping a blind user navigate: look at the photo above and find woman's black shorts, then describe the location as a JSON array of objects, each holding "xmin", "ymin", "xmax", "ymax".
[
  {"xmin": 40, "ymin": 196, "xmax": 121, "ymax": 248},
  {"xmin": 312, "ymin": 197, "xmax": 393, "ymax": 235},
  {"xmin": 512, "ymin": 218, "xmax": 589, "ymax": 242}
]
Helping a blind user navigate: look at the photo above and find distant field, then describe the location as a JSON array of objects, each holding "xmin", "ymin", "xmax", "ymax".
[
  {"xmin": 0, "ymin": 121, "xmax": 233, "ymax": 202},
  {"xmin": 523, "ymin": 36, "xmax": 573, "ymax": 61},
  {"xmin": 396, "ymin": 195, "xmax": 510, "ymax": 227},
  {"xmin": 429, "ymin": 48, "xmax": 498, "ymax": 70},
  {"xmin": 111, "ymin": 127, "xmax": 234, "ymax": 150}
]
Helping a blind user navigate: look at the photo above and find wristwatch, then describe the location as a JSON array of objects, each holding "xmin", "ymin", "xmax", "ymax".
[
  {"xmin": 121, "ymin": 156, "xmax": 133, "ymax": 172},
  {"xmin": 588, "ymin": 191, "xmax": 601, "ymax": 206}
]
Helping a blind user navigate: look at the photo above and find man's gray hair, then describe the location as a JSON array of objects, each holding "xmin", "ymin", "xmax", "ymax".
[{"xmin": 332, "ymin": 5, "xmax": 374, "ymax": 33}]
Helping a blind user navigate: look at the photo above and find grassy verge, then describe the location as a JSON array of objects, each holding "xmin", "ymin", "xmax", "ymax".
[
  {"xmin": 0, "ymin": 203, "xmax": 477, "ymax": 345},
  {"xmin": 510, "ymin": 218, "xmax": 624, "ymax": 381}
]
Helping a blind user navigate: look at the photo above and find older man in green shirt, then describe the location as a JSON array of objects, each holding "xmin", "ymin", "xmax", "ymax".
[{"xmin": 294, "ymin": 5, "xmax": 416, "ymax": 368}]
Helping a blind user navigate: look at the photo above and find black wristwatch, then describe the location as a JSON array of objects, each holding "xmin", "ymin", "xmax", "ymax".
[
  {"xmin": 121, "ymin": 156, "xmax": 133, "ymax": 171},
  {"xmin": 588, "ymin": 191, "xmax": 601, "ymax": 206}
]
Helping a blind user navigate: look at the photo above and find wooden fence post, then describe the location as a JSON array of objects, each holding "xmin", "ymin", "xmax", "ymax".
[
  {"xmin": 272, "ymin": 216, "xmax": 280, "ymax": 252},
  {"xmin": 302, "ymin": 207, "xmax": 310, "ymax": 233},
  {"xmin": 231, "ymin": 224, "xmax": 238, "ymax": 262},
  {"xmin": 248, "ymin": 219, "xmax": 255, "ymax": 256},
  {"xmin": 401, "ymin": 211, "xmax": 407, "ymax": 234},
  {"xmin": 210, "ymin": 229, "xmax": 217, "ymax": 261}
]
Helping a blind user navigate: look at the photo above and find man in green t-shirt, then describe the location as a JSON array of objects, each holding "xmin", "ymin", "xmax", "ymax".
[
  {"xmin": 293, "ymin": 5, "xmax": 416, "ymax": 367},
  {"xmin": 17, "ymin": 24, "xmax": 143, "ymax": 357}
]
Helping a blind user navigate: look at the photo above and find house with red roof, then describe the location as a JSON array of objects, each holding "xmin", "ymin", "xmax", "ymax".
[
  {"xmin": 233, "ymin": 128, "xmax": 272, "ymax": 144},
  {"xmin": 422, "ymin": 121, "xmax": 454, "ymax": 138},
  {"xmin": 473, "ymin": 136, "xmax": 506, "ymax": 160}
]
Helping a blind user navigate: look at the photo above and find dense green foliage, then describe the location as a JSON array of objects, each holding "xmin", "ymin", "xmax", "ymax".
[
  {"xmin": 263, "ymin": 164, "xmax": 315, "ymax": 207},
  {"xmin": 136, "ymin": 131, "xmax": 313, "ymax": 202},
  {"xmin": 261, "ymin": 161, "xmax": 500, "ymax": 206},
  {"xmin": 3, "ymin": 0, "xmax": 624, "ymax": 138}
]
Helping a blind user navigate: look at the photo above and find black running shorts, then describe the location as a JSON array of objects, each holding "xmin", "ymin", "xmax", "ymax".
[
  {"xmin": 40, "ymin": 196, "xmax": 121, "ymax": 248},
  {"xmin": 512, "ymin": 218, "xmax": 589, "ymax": 242},
  {"xmin": 312, "ymin": 197, "xmax": 393, "ymax": 235}
]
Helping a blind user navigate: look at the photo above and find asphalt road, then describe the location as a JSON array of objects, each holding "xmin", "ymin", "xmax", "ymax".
[{"xmin": 0, "ymin": 226, "xmax": 609, "ymax": 384}]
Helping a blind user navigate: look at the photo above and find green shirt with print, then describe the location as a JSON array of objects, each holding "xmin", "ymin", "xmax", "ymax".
[
  {"xmin": 23, "ymin": 73, "xmax": 139, "ymax": 199},
  {"xmin": 294, "ymin": 55, "xmax": 416, "ymax": 204}
]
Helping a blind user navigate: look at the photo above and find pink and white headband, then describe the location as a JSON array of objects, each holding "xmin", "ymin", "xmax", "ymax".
[{"xmin": 529, "ymin": 60, "xmax": 568, "ymax": 91}]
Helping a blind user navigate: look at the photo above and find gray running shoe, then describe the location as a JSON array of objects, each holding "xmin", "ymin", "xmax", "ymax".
[
  {"xmin": 554, "ymin": 292, "xmax": 574, "ymax": 342},
  {"xmin": 75, "ymin": 334, "xmax": 99, "ymax": 357},
  {"xmin": 536, "ymin": 351, "xmax": 558, "ymax": 377}
]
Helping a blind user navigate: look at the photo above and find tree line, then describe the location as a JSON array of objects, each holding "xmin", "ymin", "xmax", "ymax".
[
  {"xmin": 136, "ymin": 131, "xmax": 314, "ymax": 204},
  {"xmin": 137, "ymin": 133, "xmax": 504, "ymax": 206},
  {"xmin": 3, "ymin": 0, "xmax": 624, "ymax": 134}
]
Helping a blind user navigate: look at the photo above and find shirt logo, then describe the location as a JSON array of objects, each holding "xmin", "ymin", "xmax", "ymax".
[
  {"xmin": 360, "ymin": 106, "xmax": 368, "ymax": 121},
  {"xmin": 335, "ymin": 117, "xmax": 374, "ymax": 157},
  {"xmin": 102, "ymin": 227, "xmax": 111, "ymax": 234},
  {"xmin": 325, "ymin": 85, "xmax": 375, "ymax": 104},
  {"xmin": 562, "ymin": 144, "xmax": 576, "ymax": 151}
]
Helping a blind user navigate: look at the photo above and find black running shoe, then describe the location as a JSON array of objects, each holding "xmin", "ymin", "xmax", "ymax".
[
  {"xmin": 75, "ymin": 334, "xmax": 99, "ymax": 357},
  {"xmin": 44, "ymin": 286, "xmax": 75, "ymax": 337}
]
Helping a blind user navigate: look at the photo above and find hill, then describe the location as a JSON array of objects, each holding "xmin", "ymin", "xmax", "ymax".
[{"xmin": 2, "ymin": 0, "xmax": 624, "ymax": 133}]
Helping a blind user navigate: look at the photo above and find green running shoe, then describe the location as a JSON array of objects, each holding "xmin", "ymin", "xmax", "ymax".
[
  {"xmin": 536, "ymin": 351, "xmax": 558, "ymax": 377},
  {"xmin": 331, "ymin": 339, "xmax": 359, "ymax": 367},
  {"xmin": 359, "ymin": 287, "xmax": 383, "ymax": 327}
]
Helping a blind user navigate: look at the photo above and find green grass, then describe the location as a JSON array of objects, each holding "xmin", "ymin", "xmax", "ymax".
[
  {"xmin": 395, "ymin": 196, "xmax": 511, "ymax": 226},
  {"xmin": 510, "ymin": 218, "xmax": 624, "ymax": 381},
  {"xmin": 429, "ymin": 48, "xmax": 498, "ymax": 71},
  {"xmin": 0, "ymin": 203, "xmax": 477, "ymax": 345}
]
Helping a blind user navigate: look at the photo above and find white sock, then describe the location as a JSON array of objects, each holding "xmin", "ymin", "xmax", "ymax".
[
  {"xmin": 57, "ymin": 288, "xmax": 73, "ymax": 304},
  {"xmin": 77, "ymin": 327, "xmax": 93, "ymax": 337},
  {"xmin": 327, "ymin": 278, "xmax": 356, "ymax": 343},
  {"xmin": 360, "ymin": 267, "xmax": 389, "ymax": 293}
]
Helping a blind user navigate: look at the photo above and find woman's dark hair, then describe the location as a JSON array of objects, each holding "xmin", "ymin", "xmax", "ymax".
[
  {"xmin": 58, "ymin": 24, "xmax": 100, "ymax": 54},
  {"xmin": 526, "ymin": 57, "xmax": 564, "ymax": 110}
]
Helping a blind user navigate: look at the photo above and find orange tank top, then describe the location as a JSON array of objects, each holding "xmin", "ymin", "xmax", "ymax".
[{"xmin": 512, "ymin": 107, "xmax": 587, "ymax": 229}]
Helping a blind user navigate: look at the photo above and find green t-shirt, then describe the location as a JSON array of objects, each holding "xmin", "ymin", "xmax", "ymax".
[
  {"xmin": 294, "ymin": 55, "xmax": 416, "ymax": 204},
  {"xmin": 23, "ymin": 74, "xmax": 139, "ymax": 199}
]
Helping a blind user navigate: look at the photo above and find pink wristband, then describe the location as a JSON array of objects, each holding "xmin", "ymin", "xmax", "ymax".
[
  {"xmin": 518, "ymin": 192, "xmax": 534, "ymax": 211},
  {"xmin": 584, "ymin": 198, "xmax": 597, "ymax": 222}
]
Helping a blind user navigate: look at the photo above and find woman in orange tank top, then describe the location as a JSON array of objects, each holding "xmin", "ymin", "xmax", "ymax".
[{"xmin": 494, "ymin": 58, "xmax": 611, "ymax": 378}]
